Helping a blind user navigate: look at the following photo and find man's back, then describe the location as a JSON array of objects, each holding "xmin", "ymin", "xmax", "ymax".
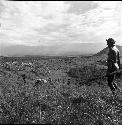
[{"xmin": 107, "ymin": 45, "xmax": 120, "ymax": 72}]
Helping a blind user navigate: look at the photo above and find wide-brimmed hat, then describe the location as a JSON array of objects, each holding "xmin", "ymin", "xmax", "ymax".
[{"xmin": 106, "ymin": 38, "xmax": 116, "ymax": 45}]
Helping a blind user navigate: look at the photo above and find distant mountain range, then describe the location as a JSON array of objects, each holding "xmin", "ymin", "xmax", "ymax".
[{"xmin": 1, "ymin": 42, "xmax": 106, "ymax": 57}]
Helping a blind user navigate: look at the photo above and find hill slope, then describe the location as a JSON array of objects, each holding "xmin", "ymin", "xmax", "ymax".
[{"xmin": 95, "ymin": 45, "xmax": 122, "ymax": 57}]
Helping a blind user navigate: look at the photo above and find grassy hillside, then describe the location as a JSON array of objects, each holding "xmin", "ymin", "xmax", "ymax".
[{"xmin": 0, "ymin": 51, "xmax": 122, "ymax": 124}]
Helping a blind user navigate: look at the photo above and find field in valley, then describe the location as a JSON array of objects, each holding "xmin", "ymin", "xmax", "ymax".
[{"xmin": 0, "ymin": 54, "xmax": 122, "ymax": 125}]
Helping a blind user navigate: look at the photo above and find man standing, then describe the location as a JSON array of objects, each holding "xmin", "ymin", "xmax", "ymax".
[{"xmin": 106, "ymin": 38, "xmax": 120, "ymax": 95}]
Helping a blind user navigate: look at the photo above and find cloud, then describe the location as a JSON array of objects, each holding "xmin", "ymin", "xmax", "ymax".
[
  {"xmin": 66, "ymin": 1, "xmax": 122, "ymax": 44},
  {"xmin": 0, "ymin": 1, "xmax": 71, "ymax": 45},
  {"xmin": 0, "ymin": 1, "xmax": 122, "ymax": 47},
  {"xmin": 66, "ymin": 1, "xmax": 98, "ymax": 14}
]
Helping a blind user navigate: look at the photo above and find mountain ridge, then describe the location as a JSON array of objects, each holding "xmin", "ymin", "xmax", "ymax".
[{"xmin": 1, "ymin": 42, "xmax": 106, "ymax": 56}]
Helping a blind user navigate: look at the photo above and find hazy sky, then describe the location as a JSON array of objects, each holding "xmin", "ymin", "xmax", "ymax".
[{"xmin": 0, "ymin": 1, "xmax": 122, "ymax": 47}]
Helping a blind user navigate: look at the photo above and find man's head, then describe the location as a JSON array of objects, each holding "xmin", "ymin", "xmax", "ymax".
[{"xmin": 106, "ymin": 38, "xmax": 116, "ymax": 48}]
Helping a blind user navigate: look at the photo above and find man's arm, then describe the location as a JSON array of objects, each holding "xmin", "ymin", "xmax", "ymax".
[
  {"xmin": 118, "ymin": 51, "xmax": 121, "ymax": 69},
  {"xmin": 111, "ymin": 49, "xmax": 119, "ymax": 70}
]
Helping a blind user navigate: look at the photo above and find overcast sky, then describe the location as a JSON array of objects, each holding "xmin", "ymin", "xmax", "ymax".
[{"xmin": 0, "ymin": 1, "xmax": 122, "ymax": 47}]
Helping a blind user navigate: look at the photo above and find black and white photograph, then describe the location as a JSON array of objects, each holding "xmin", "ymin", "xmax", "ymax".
[{"xmin": 0, "ymin": 1, "xmax": 122, "ymax": 124}]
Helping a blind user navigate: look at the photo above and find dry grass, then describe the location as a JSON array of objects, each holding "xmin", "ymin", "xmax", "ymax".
[{"xmin": 0, "ymin": 56, "xmax": 122, "ymax": 124}]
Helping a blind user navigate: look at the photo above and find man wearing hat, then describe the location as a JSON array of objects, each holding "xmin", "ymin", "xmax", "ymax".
[{"xmin": 106, "ymin": 38, "xmax": 120, "ymax": 95}]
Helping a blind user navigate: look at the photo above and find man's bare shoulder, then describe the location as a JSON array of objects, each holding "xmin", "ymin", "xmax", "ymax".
[{"xmin": 111, "ymin": 46, "xmax": 119, "ymax": 53}]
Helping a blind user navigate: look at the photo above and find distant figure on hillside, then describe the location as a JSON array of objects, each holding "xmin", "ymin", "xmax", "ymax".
[{"xmin": 106, "ymin": 38, "xmax": 120, "ymax": 95}]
